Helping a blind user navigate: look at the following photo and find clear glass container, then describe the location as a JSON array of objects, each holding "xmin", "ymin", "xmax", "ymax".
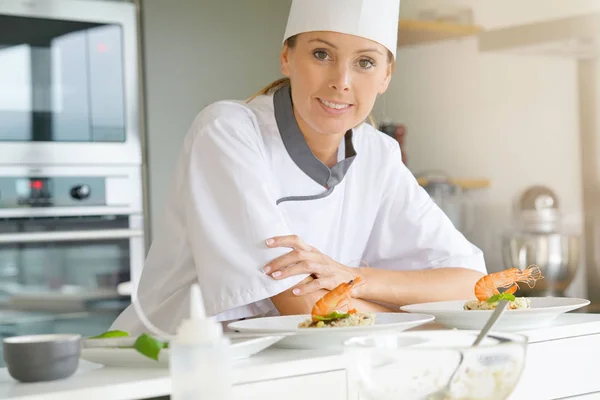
[{"xmin": 344, "ymin": 330, "xmax": 527, "ymax": 400}]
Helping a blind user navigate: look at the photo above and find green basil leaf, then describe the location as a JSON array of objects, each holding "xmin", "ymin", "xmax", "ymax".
[
  {"xmin": 313, "ymin": 311, "xmax": 351, "ymax": 321},
  {"xmin": 89, "ymin": 330, "xmax": 130, "ymax": 339},
  {"xmin": 134, "ymin": 333, "xmax": 167, "ymax": 361},
  {"xmin": 486, "ymin": 293, "xmax": 516, "ymax": 304}
]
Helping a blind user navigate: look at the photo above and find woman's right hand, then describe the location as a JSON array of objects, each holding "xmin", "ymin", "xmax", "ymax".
[{"xmin": 263, "ymin": 235, "xmax": 361, "ymax": 296}]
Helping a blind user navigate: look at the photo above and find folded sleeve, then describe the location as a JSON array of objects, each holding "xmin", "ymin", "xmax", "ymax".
[
  {"xmin": 362, "ymin": 143, "xmax": 487, "ymax": 274},
  {"xmin": 181, "ymin": 105, "xmax": 309, "ymax": 318}
]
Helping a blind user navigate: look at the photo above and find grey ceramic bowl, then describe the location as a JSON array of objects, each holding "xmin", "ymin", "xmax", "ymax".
[{"xmin": 3, "ymin": 334, "xmax": 81, "ymax": 383}]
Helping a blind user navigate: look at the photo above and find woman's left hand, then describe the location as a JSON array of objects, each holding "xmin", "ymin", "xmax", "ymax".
[{"xmin": 263, "ymin": 235, "xmax": 359, "ymax": 296}]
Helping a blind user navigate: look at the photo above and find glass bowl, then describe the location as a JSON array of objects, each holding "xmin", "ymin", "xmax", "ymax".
[{"xmin": 344, "ymin": 330, "xmax": 527, "ymax": 400}]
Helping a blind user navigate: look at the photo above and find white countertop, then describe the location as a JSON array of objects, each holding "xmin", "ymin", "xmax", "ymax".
[
  {"xmin": 0, "ymin": 346, "xmax": 348, "ymax": 400},
  {"xmin": 1, "ymin": 312, "xmax": 600, "ymax": 400},
  {"xmin": 416, "ymin": 312, "xmax": 600, "ymax": 343}
]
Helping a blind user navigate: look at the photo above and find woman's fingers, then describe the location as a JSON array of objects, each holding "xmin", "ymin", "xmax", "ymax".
[
  {"xmin": 268, "ymin": 260, "xmax": 319, "ymax": 279},
  {"xmin": 264, "ymin": 235, "xmax": 318, "ymax": 274},
  {"xmin": 290, "ymin": 277, "xmax": 327, "ymax": 296},
  {"xmin": 265, "ymin": 235, "xmax": 313, "ymax": 251},
  {"xmin": 264, "ymin": 249, "xmax": 317, "ymax": 274}
]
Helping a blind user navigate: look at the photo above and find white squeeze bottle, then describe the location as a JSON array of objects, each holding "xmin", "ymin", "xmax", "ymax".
[{"xmin": 170, "ymin": 284, "xmax": 234, "ymax": 399}]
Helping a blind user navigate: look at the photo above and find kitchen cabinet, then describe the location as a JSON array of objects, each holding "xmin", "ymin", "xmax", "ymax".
[{"xmin": 235, "ymin": 370, "xmax": 349, "ymax": 400}]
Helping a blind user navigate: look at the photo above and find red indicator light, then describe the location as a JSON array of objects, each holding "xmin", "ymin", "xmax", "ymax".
[
  {"xmin": 97, "ymin": 43, "xmax": 109, "ymax": 53},
  {"xmin": 31, "ymin": 180, "xmax": 43, "ymax": 190}
]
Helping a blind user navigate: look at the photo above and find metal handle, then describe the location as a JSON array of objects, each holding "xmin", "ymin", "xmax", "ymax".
[
  {"xmin": 518, "ymin": 243, "xmax": 529, "ymax": 267},
  {"xmin": 0, "ymin": 229, "xmax": 144, "ymax": 244},
  {"xmin": 472, "ymin": 300, "xmax": 509, "ymax": 346}
]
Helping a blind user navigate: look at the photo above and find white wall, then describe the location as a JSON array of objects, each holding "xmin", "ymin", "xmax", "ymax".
[
  {"xmin": 375, "ymin": 0, "xmax": 600, "ymax": 296},
  {"xmin": 141, "ymin": 0, "xmax": 292, "ymax": 237}
]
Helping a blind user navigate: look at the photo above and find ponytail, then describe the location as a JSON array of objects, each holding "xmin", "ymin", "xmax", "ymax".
[{"xmin": 246, "ymin": 77, "xmax": 290, "ymax": 103}]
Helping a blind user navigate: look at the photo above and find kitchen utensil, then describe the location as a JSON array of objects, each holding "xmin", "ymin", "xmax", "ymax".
[
  {"xmin": 344, "ymin": 329, "xmax": 527, "ymax": 400},
  {"xmin": 502, "ymin": 232, "xmax": 580, "ymax": 296},
  {"xmin": 502, "ymin": 185, "xmax": 581, "ymax": 297},
  {"xmin": 472, "ymin": 300, "xmax": 509, "ymax": 346},
  {"xmin": 426, "ymin": 300, "xmax": 509, "ymax": 400},
  {"xmin": 3, "ymin": 334, "xmax": 81, "ymax": 382},
  {"xmin": 516, "ymin": 185, "xmax": 560, "ymax": 232}
]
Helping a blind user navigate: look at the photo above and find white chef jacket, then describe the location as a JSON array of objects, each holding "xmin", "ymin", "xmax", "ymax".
[{"xmin": 110, "ymin": 84, "xmax": 486, "ymax": 335}]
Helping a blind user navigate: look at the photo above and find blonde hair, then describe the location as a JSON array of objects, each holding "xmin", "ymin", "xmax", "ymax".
[
  {"xmin": 246, "ymin": 77, "xmax": 290, "ymax": 103},
  {"xmin": 246, "ymin": 36, "xmax": 395, "ymax": 128}
]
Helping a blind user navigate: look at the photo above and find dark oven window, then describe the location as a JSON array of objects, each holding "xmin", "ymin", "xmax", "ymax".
[{"xmin": 0, "ymin": 216, "xmax": 130, "ymax": 290}]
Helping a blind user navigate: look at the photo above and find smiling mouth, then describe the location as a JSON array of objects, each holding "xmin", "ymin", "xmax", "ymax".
[{"xmin": 318, "ymin": 98, "xmax": 352, "ymax": 110}]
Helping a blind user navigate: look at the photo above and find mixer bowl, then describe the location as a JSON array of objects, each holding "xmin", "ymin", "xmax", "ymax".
[{"xmin": 501, "ymin": 233, "xmax": 580, "ymax": 296}]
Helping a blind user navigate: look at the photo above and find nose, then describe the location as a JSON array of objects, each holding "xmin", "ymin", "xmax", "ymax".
[{"xmin": 328, "ymin": 63, "xmax": 351, "ymax": 92}]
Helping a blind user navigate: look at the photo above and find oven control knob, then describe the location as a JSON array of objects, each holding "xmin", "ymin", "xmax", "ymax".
[{"xmin": 71, "ymin": 184, "xmax": 91, "ymax": 200}]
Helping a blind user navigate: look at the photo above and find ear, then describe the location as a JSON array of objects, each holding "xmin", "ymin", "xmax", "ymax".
[
  {"xmin": 280, "ymin": 43, "xmax": 291, "ymax": 77},
  {"xmin": 378, "ymin": 62, "xmax": 393, "ymax": 94}
]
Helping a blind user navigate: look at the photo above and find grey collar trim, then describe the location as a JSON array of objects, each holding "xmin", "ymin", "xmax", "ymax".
[{"xmin": 273, "ymin": 84, "xmax": 357, "ymax": 189}]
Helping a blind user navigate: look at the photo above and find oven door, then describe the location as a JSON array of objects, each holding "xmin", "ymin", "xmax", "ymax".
[
  {"xmin": 0, "ymin": 214, "xmax": 144, "ymax": 366},
  {"xmin": 0, "ymin": 0, "xmax": 140, "ymax": 166}
]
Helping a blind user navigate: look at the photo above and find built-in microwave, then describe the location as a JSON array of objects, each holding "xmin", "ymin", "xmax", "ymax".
[{"xmin": 0, "ymin": 0, "xmax": 141, "ymax": 166}]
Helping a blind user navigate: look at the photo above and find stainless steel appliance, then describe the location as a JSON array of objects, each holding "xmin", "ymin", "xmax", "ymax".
[
  {"xmin": 502, "ymin": 233, "xmax": 580, "ymax": 297},
  {"xmin": 0, "ymin": 0, "xmax": 140, "ymax": 166},
  {"xmin": 501, "ymin": 186, "xmax": 580, "ymax": 297},
  {"xmin": 415, "ymin": 171, "xmax": 471, "ymax": 235},
  {"xmin": 0, "ymin": 165, "xmax": 145, "ymax": 366}
]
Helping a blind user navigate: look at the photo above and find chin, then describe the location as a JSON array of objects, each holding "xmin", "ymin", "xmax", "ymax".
[{"xmin": 311, "ymin": 116, "xmax": 359, "ymax": 136}]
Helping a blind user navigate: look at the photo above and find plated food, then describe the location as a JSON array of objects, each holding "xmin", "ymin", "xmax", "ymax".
[
  {"xmin": 463, "ymin": 265, "xmax": 544, "ymax": 311},
  {"xmin": 298, "ymin": 276, "xmax": 375, "ymax": 328}
]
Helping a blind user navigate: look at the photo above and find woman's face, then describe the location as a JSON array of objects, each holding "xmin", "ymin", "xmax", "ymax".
[{"xmin": 280, "ymin": 31, "xmax": 393, "ymax": 136}]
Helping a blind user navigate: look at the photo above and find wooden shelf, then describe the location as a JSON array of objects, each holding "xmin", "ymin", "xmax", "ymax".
[
  {"xmin": 417, "ymin": 178, "xmax": 490, "ymax": 190},
  {"xmin": 478, "ymin": 13, "xmax": 600, "ymax": 60},
  {"xmin": 398, "ymin": 19, "xmax": 483, "ymax": 48}
]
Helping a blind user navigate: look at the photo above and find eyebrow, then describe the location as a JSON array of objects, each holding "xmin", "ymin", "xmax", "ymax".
[{"xmin": 308, "ymin": 38, "xmax": 384, "ymax": 56}]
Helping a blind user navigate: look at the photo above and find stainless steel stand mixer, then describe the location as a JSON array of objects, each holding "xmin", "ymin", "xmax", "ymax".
[{"xmin": 501, "ymin": 186, "xmax": 580, "ymax": 297}]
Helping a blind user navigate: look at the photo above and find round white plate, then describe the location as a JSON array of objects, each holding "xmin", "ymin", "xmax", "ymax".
[
  {"xmin": 400, "ymin": 297, "xmax": 590, "ymax": 331},
  {"xmin": 226, "ymin": 312, "xmax": 435, "ymax": 349},
  {"xmin": 79, "ymin": 336, "xmax": 283, "ymax": 368}
]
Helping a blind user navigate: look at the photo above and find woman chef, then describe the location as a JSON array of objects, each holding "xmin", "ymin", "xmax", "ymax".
[{"xmin": 111, "ymin": 0, "xmax": 487, "ymax": 335}]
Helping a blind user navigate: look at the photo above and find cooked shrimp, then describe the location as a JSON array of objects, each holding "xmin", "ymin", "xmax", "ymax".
[
  {"xmin": 474, "ymin": 265, "xmax": 543, "ymax": 301},
  {"xmin": 311, "ymin": 277, "xmax": 362, "ymax": 322}
]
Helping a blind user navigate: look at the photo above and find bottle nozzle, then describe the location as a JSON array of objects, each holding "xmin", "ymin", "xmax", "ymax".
[
  {"xmin": 189, "ymin": 283, "xmax": 206, "ymax": 320},
  {"xmin": 173, "ymin": 282, "xmax": 223, "ymax": 345}
]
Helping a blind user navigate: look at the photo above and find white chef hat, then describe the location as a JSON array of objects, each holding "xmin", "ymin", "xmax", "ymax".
[{"xmin": 283, "ymin": 0, "xmax": 401, "ymax": 59}]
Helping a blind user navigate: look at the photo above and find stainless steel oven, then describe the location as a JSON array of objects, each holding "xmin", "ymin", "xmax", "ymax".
[
  {"xmin": 0, "ymin": 165, "xmax": 145, "ymax": 366},
  {"xmin": 0, "ymin": 0, "xmax": 140, "ymax": 165}
]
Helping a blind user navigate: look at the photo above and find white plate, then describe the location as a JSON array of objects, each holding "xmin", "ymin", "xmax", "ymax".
[
  {"xmin": 79, "ymin": 336, "xmax": 284, "ymax": 368},
  {"xmin": 400, "ymin": 297, "xmax": 590, "ymax": 331},
  {"xmin": 226, "ymin": 312, "xmax": 435, "ymax": 349}
]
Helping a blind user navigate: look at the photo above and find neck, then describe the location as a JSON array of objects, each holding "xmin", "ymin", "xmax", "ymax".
[{"xmin": 293, "ymin": 109, "xmax": 344, "ymax": 168}]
